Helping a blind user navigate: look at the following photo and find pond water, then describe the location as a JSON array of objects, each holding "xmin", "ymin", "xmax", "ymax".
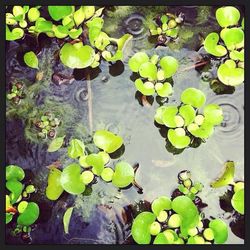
[{"xmin": 6, "ymin": 6, "xmax": 244, "ymax": 244}]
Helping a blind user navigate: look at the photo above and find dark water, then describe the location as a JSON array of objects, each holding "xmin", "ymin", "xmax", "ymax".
[{"xmin": 6, "ymin": 6, "xmax": 244, "ymax": 244}]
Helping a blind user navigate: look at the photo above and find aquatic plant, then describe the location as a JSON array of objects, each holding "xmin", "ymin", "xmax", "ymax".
[
  {"xmin": 131, "ymin": 171, "xmax": 228, "ymax": 244},
  {"xmin": 155, "ymin": 87, "xmax": 223, "ymax": 149},
  {"xmin": 23, "ymin": 51, "xmax": 39, "ymax": 69},
  {"xmin": 6, "ymin": 165, "xmax": 39, "ymax": 236},
  {"xmin": 203, "ymin": 6, "xmax": 244, "ymax": 86},
  {"xmin": 128, "ymin": 52, "xmax": 178, "ymax": 97},
  {"xmin": 46, "ymin": 130, "xmax": 137, "ymax": 200},
  {"xmin": 7, "ymin": 82, "xmax": 26, "ymax": 105},
  {"xmin": 211, "ymin": 161, "xmax": 244, "ymax": 215}
]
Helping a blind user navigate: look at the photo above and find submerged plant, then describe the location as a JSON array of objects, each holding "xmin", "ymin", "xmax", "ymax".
[
  {"xmin": 46, "ymin": 130, "xmax": 138, "ymax": 201},
  {"xmin": 155, "ymin": 87, "xmax": 223, "ymax": 149},
  {"xmin": 128, "ymin": 52, "xmax": 178, "ymax": 98},
  {"xmin": 6, "ymin": 165, "xmax": 39, "ymax": 238},
  {"xmin": 7, "ymin": 82, "xmax": 26, "ymax": 105},
  {"xmin": 131, "ymin": 171, "xmax": 228, "ymax": 244},
  {"xmin": 203, "ymin": 6, "xmax": 244, "ymax": 86}
]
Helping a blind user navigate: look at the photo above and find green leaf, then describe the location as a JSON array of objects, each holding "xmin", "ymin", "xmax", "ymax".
[
  {"xmin": 167, "ymin": 129, "xmax": 191, "ymax": 149},
  {"xmin": 60, "ymin": 42, "xmax": 95, "ymax": 69},
  {"xmin": 35, "ymin": 19, "xmax": 53, "ymax": 32},
  {"xmin": 153, "ymin": 232, "xmax": 175, "ymax": 244},
  {"xmin": 82, "ymin": 6, "xmax": 95, "ymax": 20},
  {"xmin": 216, "ymin": 6, "xmax": 240, "ymax": 28},
  {"xmin": 204, "ymin": 104, "xmax": 223, "ymax": 125},
  {"xmin": 209, "ymin": 219, "xmax": 228, "ymax": 244},
  {"xmin": 204, "ymin": 32, "xmax": 227, "ymax": 57},
  {"xmin": 53, "ymin": 25, "xmax": 69, "ymax": 39},
  {"xmin": 139, "ymin": 62, "xmax": 157, "ymax": 80},
  {"xmin": 27, "ymin": 7, "xmax": 40, "ymax": 22},
  {"xmin": 134, "ymin": 79, "xmax": 155, "ymax": 96},
  {"xmin": 86, "ymin": 17, "xmax": 104, "ymax": 46},
  {"xmin": 47, "ymin": 136, "xmax": 65, "ymax": 152},
  {"xmin": 171, "ymin": 196, "xmax": 199, "ymax": 237},
  {"xmin": 128, "ymin": 52, "xmax": 149, "ymax": 72},
  {"xmin": 112, "ymin": 161, "xmax": 134, "ymax": 188},
  {"xmin": 188, "ymin": 120, "xmax": 214, "ymax": 139},
  {"xmin": 18, "ymin": 201, "xmax": 28, "ymax": 213},
  {"xmin": 48, "ymin": 6, "xmax": 73, "ymax": 21},
  {"xmin": 116, "ymin": 33, "xmax": 133, "ymax": 51},
  {"xmin": 93, "ymin": 31, "xmax": 110, "ymax": 51},
  {"xmin": 179, "ymin": 105, "xmax": 196, "ymax": 126},
  {"xmin": 93, "ymin": 130, "xmax": 123, "ymax": 154},
  {"xmin": 68, "ymin": 27, "xmax": 83, "ymax": 39},
  {"xmin": 159, "ymin": 56, "xmax": 179, "ymax": 79},
  {"xmin": 151, "ymin": 196, "xmax": 171, "ymax": 216},
  {"xmin": 154, "ymin": 106, "xmax": 168, "ymax": 125},
  {"xmin": 231, "ymin": 188, "xmax": 244, "ymax": 214},
  {"xmin": 6, "ymin": 180, "xmax": 23, "ymax": 204},
  {"xmin": 217, "ymin": 60, "xmax": 244, "ymax": 86},
  {"xmin": 161, "ymin": 106, "xmax": 178, "ymax": 128},
  {"xmin": 24, "ymin": 51, "xmax": 39, "ymax": 69},
  {"xmin": 63, "ymin": 207, "xmax": 74, "ymax": 234},
  {"xmin": 165, "ymin": 27, "xmax": 180, "ymax": 38},
  {"xmin": 101, "ymin": 168, "xmax": 114, "ymax": 182},
  {"xmin": 67, "ymin": 139, "xmax": 85, "ymax": 159},
  {"xmin": 181, "ymin": 88, "xmax": 206, "ymax": 108},
  {"xmin": 155, "ymin": 82, "xmax": 173, "ymax": 97},
  {"xmin": 221, "ymin": 28, "xmax": 244, "ymax": 50},
  {"xmin": 17, "ymin": 202, "xmax": 40, "ymax": 226},
  {"xmin": 211, "ymin": 161, "xmax": 235, "ymax": 188},
  {"xmin": 85, "ymin": 153, "xmax": 105, "ymax": 176},
  {"xmin": 6, "ymin": 26, "xmax": 24, "ymax": 41},
  {"xmin": 6, "ymin": 165, "xmax": 25, "ymax": 181},
  {"xmin": 161, "ymin": 15, "xmax": 168, "ymax": 24},
  {"xmin": 80, "ymin": 171, "xmax": 94, "ymax": 185},
  {"xmin": 6, "ymin": 213, "xmax": 13, "ymax": 224},
  {"xmin": 60, "ymin": 163, "xmax": 86, "ymax": 195},
  {"xmin": 229, "ymin": 49, "xmax": 244, "ymax": 62},
  {"xmin": 73, "ymin": 7, "xmax": 86, "ymax": 26},
  {"xmin": 131, "ymin": 211, "xmax": 156, "ymax": 244},
  {"xmin": 102, "ymin": 50, "xmax": 123, "ymax": 62},
  {"xmin": 46, "ymin": 167, "xmax": 64, "ymax": 200}
]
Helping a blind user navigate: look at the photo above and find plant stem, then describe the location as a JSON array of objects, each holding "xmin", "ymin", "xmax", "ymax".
[
  {"xmin": 180, "ymin": 60, "xmax": 209, "ymax": 72},
  {"xmin": 87, "ymin": 72, "xmax": 93, "ymax": 134}
]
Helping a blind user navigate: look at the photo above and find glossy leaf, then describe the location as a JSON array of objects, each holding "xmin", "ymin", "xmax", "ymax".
[
  {"xmin": 6, "ymin": 165, "xmax": 25, "ymax": 181},
  {"xmin": 60, "ymin": 42, "xmax": 95, "ymax": 69},
  {"xmin": 167, "ymin": 129, "xmax": 191, "ymax": 149},
  {"xmin": 93, "ymin": 130, "xmax": 123, "ymax": 154},
  {"xmin": 63, "ymin": 207, "xmax": 74, "ymax": 234},
  {"xmin": 154, "ymin": 106, "xmax": 168, "ymax": 125},
  {"xmin": 153, "ymin": 232, "xmax": 172, "ymax": 244},
  {"xmin": 60, "ymin": 163, "xmax": 86, "ymax": 195},
  {"xmin": 112, "ymin": 161, "xmax": 134, "ymax": 188},
  {"xmin": 161, "ymin": 106, "xmax": 178, "ymax": 128},
  {"xmin": 48, "ymin": 6, "xmax": 73, "ymax": 21},
  {"xmin": 47, "ymin": 136, "xmax": 65, "ymax": 152},
  {"xmin": 27, "ymin": 7, "xmax": 40, "ymax": 22},
  {"xmin": 231, "ymin": 188, "xmax": 244, "ymax": 214},
  {"xmin": 209, "ymin": 219, "xmax": 228, "ymax": 244},
  {"xmin": 204, "ymin": 32, "xmax": 227, "ymax": 57},
  {"xmin": 6, "ymin": 25, "xmax": 24, "ymax": 41},
  {"xmin": 131, "ymin": 211, "xmax": 156, "ymax": 244},
  {"xmin": 101, "ymin": 167, "xmax": 114, "ymax": 182},
  {"xmin": 87, "ymin": 17, "xmax": 104, "ymax": 45},
  {"xmin": 151, "ymin": 196, "xmax": 171, "ymax": 216},
  {"xmin": 85, "ymin": 153, "xmax": 105, "ymax": 176},
  {"xmin": 53, "ymin": 25, "xmax": 68, "ymax": 39},
  {"xmin": 159, "ymin": 56, "xmax": 179, "ymax": 79},
  {"xmin": 35, "ymin": 19, "xmax": 53, "ymax": 32},
  {"xmin": 204, "ymin": 104, "xmax": 223, "ymax": 125},
  {"xmin": 139, "ymin": 62, "xmax": 157, "ymax": 80},
  {"xmin": 6, "ymin": 213, "xmax": 13, "ymax": 224},
  {"xmin": 128, "ymin": 52, "xmax": 149, "ymax": 72},
  {"xmin": 216, "ymin": 6, "xmax": 240, "ymax": 27},
  {"xmin": 188, "ymin": 120, "xmax": 214, "ymax": 139},
  {"xmin": 229, "ymin": 49, "xmax": 244, "ymax": 62},
  {"xmin": 155, "ymin": 82, "xmax": 173, "ymax": 97},
  {"xmin": 46, "ymin": 167, "xmax": 64, "ymax": 200},
  {"xmin": 23, "ymin": 51, "xmax": 39, "ymax": 69},
  {"xmin": 135, "ymin": 79, "xmax": 155, "ymax": 96},
  {"xmin": 67, "ymin": 139, "xmax": 85, "ymax": 159},
  {"xmin": 179, "ymin": 105, "xmax": 196, "ymax": 126},
  {"xmin": 80, "ymin": 171, "xmax": 94, "ymax": 185},
  {"xmin": 6, "ymin": 180, "xmax": 23, "ymax": 204},
  {"xmin": 17, "ymin": 202, "xmax": 39, "ymax": 226},
  {"xmin": 181, "ymin": 88, "xmax": 206, "ymax": 108},
  {"xmin": 221, "ymin": 28, "xmax": 244, "ymax": 50}
]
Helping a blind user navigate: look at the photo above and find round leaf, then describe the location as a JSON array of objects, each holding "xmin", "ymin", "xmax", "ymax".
[
  {"xmin": 24, "ymin": 51, "xmax": 39, "ymax": 69},
  {"xmin": 101, "ymin": 168, "xmax": 114, "ymax": 182},
  {"xmin": 17, "ymin": 202, "xmax": 39, "ymax": 226},
  {"xmin": 221, "ymin": 28, "xmax": 244, "ymax": 50},
  {"xmin": 85, "ymin": 153, "xmax": 104, "ymax": 176},
  {"xmin": 231, "ymin": 188, "xmax": 244, "ymax": 215},
  {"xmin": 204, "ymin": 32, "xmax": 227, "ymax": 57},
  {"xmin": 6, "ymin": 180, "xmax": 23, "ymax": 204},
  {"xmin": 167, "ymin": 129, "xmax": 191, "ymax": 149},
  {"xmin": 155, "ymin": 82, "xmax": 173, "ymax": 97},
  {"xmin": 154, "ymin": 106, "xmax": 168, "ymax": 125},
  {"xmin": 135, "ymin": 79, "xmax": 155, "ymax": 96},
  {"xmin": 67, "ymin": 139, "xmax": 85, "ymax": 159},
  {"xmin": 181, "ymin": 88, "xmax": 206, "ymax": 108},
  {"xmin": 6, "ymin": 165, "xmax": 25, "ymax": 181},
  {"xmin": 159, "ymin": 56, "xmax": 179, "ymax": 78},
  {"xmin": 128, "ymin": 52, "xmax": 149, "ymax": 72},
  {"xmin": 139, "ymin": 62, "xmax": 157, "ymax": 80},
  {"xmin": 209, "ymin": 219, "xmax": 228, "ymax": 244},
  {"xmin": 216, "ymin": 6, "xmax": 240, "ymax": 27},
  {"xmin": 204, "ymin": 104, "xmax": 223, "ymax": 125},
  {"xmin": 161, "ymin": 106, "xmax": 178, "ymax": 128},
  {"xmin": 151, "ymin": 196, "xmax": 171, "ymax": 216},
  {"xmin": 179, "ymin": 105, "xmax": 196, "ymax": 126},
  {"xmin": 188, "ymin": 120, "xmax": 214, "ymax": 139},
  {"xmin": 48, "ymin": 6, "xmax": 73, "ymax": 21}
]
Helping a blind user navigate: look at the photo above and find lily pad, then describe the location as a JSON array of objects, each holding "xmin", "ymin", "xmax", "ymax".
[
  {"xmin": 60, "ymin": 163, "xmax": 86, "ymax": 195},
  {"xmin": 135, "ymin": 79, "xmax": 155, "ymax": 96},
  {"xmin": 167, "ymin": 129, "xmax": 191, "ymax": 149},
  {"xmin": 155, "ymin": 82, "xmax": 173, "ymax": 97},
  {"xmin": 151, "ymin": 196, "xmax": 171, "ymax": 216},
  {"xmin": 17, "ymin": 202, "xmax": 39, "ymax": 226},
  {"xmin": 216, "ymin": 6, "xmax": 240, "ymax": 28},
  {"xmin": 67, "ymin": 139, "xmax": 85, "ymax": 159},
  {"xmin": 131, "ymin": 211, "xmax": 156, "ymax": 244},
  {"xmin": 217, "ymin": 59, "xmax": 244, "ymax": 86},
  {"xmin": 112, "ymin": 161, "xmax": 134, "ymax": 188},
  {"xmin": 48, "ymin": 6, "xmax": 73, "ymax": 21},
  {"xmin": 161, "ymin": 106, "xmax": 178, "ymax": 128},
  {"xmin": 179, "ymin": 105, "xmax": 196, "ymax": 126},
  {"xmin": 46, "ymin": 167, "xmax": 64, "ymax": 200},
  {"xmin": 93, "ymin": 130, "xmax": 123, "ymax": 154},
  {"xmin": 60, "ymin": 42, "xmax": 95, "ymax": 69},
  {"xmin": 181, "ymin": 88, "xmax": 206, "ymax": 108},
  {"xmin": 204, "ymin": 104, "xmax": 223, "ymax": 125},
  {"xmin": 159, "ymin": 56, "xmax": 179, "ymax": 78},
  {"xmin": 209, "ymin": 219, "xmax": 228, "ymax": 244},
  {"xmin": 6, "ymin": 165, "xmax": 25, "ymax": 181},
  {"xmin": 204, "ymin": 32, "xmax": 227, "ymax": 57},
  {"xmin": 231, "ymin": 188, "xmax": 244, "ymax": 214},
  {"xmin": 85, "ymin": 153, "xmax": 105, "ymax": 176},
  {"xmin": 128, "ymin": 52, "xmax": 149, "ymax": 72},
  {"xmin": 139, "ymin": 62, "xmax": 157, "ymax": 80}
]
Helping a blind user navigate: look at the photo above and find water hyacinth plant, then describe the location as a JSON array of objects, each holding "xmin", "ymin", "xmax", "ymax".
[
  {"xmin": 131, "ymin": 171, "xmax": 228, "ymax": 244},
  {"xmin": 203, "ymin": 6, "xmax": 244, "ymax": 86},
  {"xmin": 46, "ymin": 130, "xmax": 138, "ymax": 201},
  {"xmin": 6, "ymin": 165, "xmax": 39, "ymax": 236},
  {"xmin": 155, "ymin": 87, "xmax": 223, "ymax": 149},
  {"xmin": 128, "ymin": 52, "xmax": 178, "ymax": 97}
]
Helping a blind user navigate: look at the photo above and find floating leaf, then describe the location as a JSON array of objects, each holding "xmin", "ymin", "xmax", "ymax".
[
  {"xmin": 85, "ymin": 153, "xmax": 105, "ymax": 176},
  {"xmin": 181, "ymin": 88, "xmax": 206, "ymax": 108},
  {"xmin": 87, "ymin": 17, "xmax": 104, "ymax": 45},
  {"xmin": 6, "ymin": 25, "xmax": 24, "ymax": 41},
  {"xmin": 131, "ymin": 211, "xmax": 156, "ymax": 244},
  {"xmin": 167, "ymin": 129, "xmax": 191, "ymax": 149},
  {"xmin": 67, "ymin": 139, "xmax": 85, "ymax": 159},
  {"xmin": 24, "ymin": 51, "xmax": 39, "ymax": 69},
  {"xmin": 6, "ymin": 213, "xmax": 13, "ymax": 224},
  {"xmin": 53, "ymin": 25, "xmax": 68, "ymax": 39},
  {"xmin": 229, "ymin": 49, "xmax": 244, "ymax": 62},
  {"xmin": 63, "ymin": 207, "xmax": 74, "ymax": 234},
  {"xmin": 215, "ymin": 6, "xmax": 240, "ymax": 28},
  {"xmin": 217, "ymin": 59, "xmax": 244, "ymax": 86},
  {"xmin": 47, "ymin": 136, "xmax": 65, "ymax": 152},
  {"xmin": 154, "ymin": 106, "xmax": 168, "ymax": 125},
  {"xmin": 188, "ymin": 120, "xmax": 214, "ymax": 139},
  {"xmin": 135, "ymin": 79, "xmax": 155, "ymax": 96},
  {"xmin": 112, "ymin": 161, "xmax": 134, "ymax": 188},
  {"xmin": 221, "ymin": 28, "xmax": 244, "ymax": 50},
  {"xmin": 82, "ymin": 6, "xmax": 95, "ymax": 20},
  {"xmin": 17, "ymin": 202, "xmax": 40, "ymax": 226},
  {"xmin": 6, "ymin": 165, "xmax": 25, "ymax": 181},
  {"xmin": 128, "ymin": 52, "xmax": 149, "ymax": 72},
  {"xmin": 93, "ymin": 130, "xmax": 123, "ymax": 154},
  {"xmin": 159, "ymin": 56, "xmax": 179, "ymax": 79},
  {"xmin": 155, "ymin": 82, "xmax": 173, "ymax": 97},
  {"xmin": 171, "ymin": 196, "xmax": 199, "ymax": 237},
  {"xmin": 209, "ymin": 219, "xmax": 228, "ymax": 244},
  {"xmin": 93, "ymin": 31, "xmax": 110, "ymax": 50},
  {"xmin": 60, "ymin": 42, "xmax": 95, "ymax": 69},
  {"xmin": 46, "ymin": 167, "xmax": 64, "ymax": 200},
  {"xmin": 18, "ymin": 201, "xmax": 28, "ymax": 213},
  {"xmin": 139, "ymin": 62, "xmax": 157, "ymax": 80},
  {"xmin": 151, "ymin": 196, "xmax": 171, "ymax": 216},
  {"xmin": 101, "ymin": 167, "xmax": 114, "ymax": 182},
  {"xmin": 153, "ymin": 232, "xmax": 172, "ymax": 244},
  {"xmin": 60, "ymin": 163, "xmax": 86, "ymax": 195},
  {"xmin": 35, "ymin": 19, "xmax": 53, "ymax": 32},
  {"xmin": 161, "ymin": 106, "xmax": 178, "ymax": 128},
  {"xmin": 27, "ymin": 7, "xmax": 40, "ymax": 22},
  {"xmin": 204, "ymin": 32, "xmax": 227, "ymax": 57},
  {"xmin": 179, "ymin": 105, "xmax": 196, "ymax": 126},
  {"xmin": 80, "ymin": 171, "xmax": 94, "ymax": 185},
  {"xmin": 204, "ymin": 104, "xmax": 223, "ymax": 125},
  {"xmin": 6, "ymin": 180, "xmax": 23, "ymax": 204},
  {"xmin": 231, "ymin": 188, "xmax": 244, "ymax": 214},
  {"xmin": 48, "ymin": 6, "xmax": 73, "ymax": 21}
]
